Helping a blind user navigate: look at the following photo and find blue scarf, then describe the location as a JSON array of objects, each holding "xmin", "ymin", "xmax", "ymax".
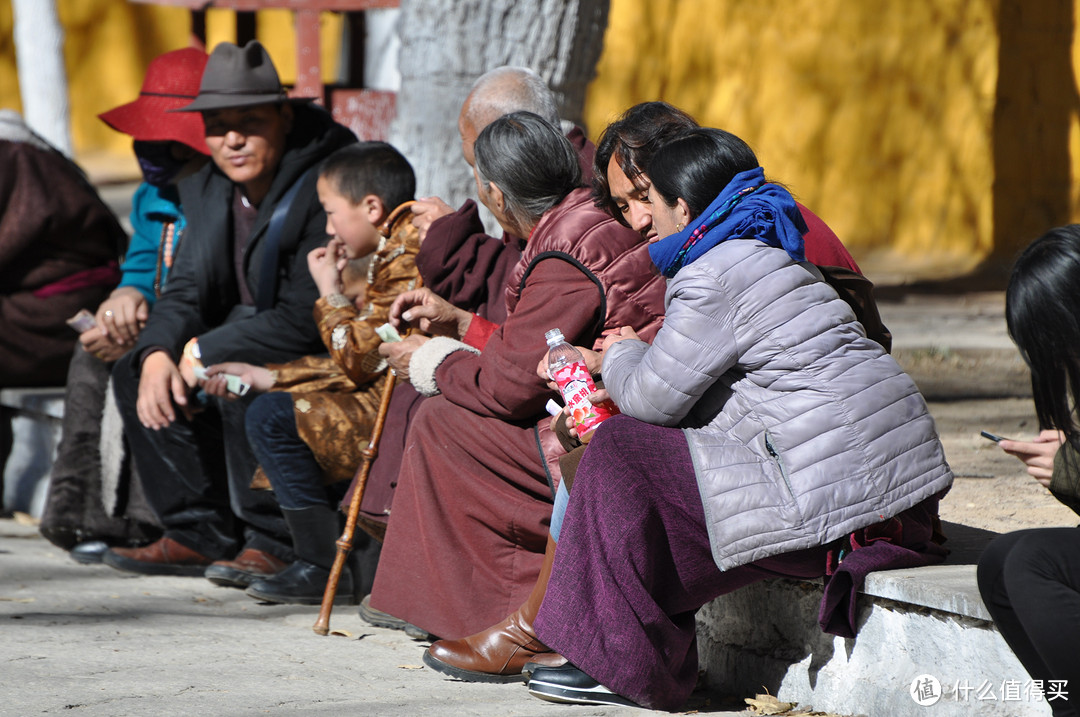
[{"xmin": 648, "ymin": 167, "xmax": 808, "ymax": 278}]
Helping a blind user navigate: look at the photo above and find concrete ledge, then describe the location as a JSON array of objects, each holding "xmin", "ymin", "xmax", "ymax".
[
  {"xmin": 0, "ymin": 387, "xmax": 66, "ymax": 419},
  {"xmin": 696, "ymin": 522, "xmax": 1051, "ymax": 716},
  {"xmin": 1, "ymin": 387, "xmax": 66, "ymax": 517}
]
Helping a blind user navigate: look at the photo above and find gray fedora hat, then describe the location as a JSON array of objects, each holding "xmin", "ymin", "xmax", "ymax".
[{"xmin": 175, "ymin": 40, "xmax": 313, "ymax": 113}]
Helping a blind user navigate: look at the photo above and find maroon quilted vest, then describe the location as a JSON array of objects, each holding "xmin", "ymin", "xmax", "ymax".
[
  {"xmin": 503, "ymin": 187, "xmax": 667, "ymax": 489},
  {"xmin": 505, "ymin": 188, "xmax": 665, "ymax": 347}
]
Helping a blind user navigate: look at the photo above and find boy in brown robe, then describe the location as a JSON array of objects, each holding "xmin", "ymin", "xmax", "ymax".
[{"xmin": 204, "ymin": 142, "xmax": 419, "ymax": 603}]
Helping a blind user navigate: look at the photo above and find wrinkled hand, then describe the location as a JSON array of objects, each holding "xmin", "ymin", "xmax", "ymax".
[
  {"xmin": 388, "ymin": 287, "xmax": 472, "ymax": 338},
  {"xmin": 601, "ymin": 325, "xmax": 641, "ymax": 353},
  {"xmin": 79, "ymin": 327, "xmax": 128, "ymax": 362},
  {"xmin": 536, "ymin": 346, "xmax": 602, "ymax": 390},
  {"xmin": 410, "ymin": 196, "xmax": 455, "ymax": 243},
  {"xmin": 1000, "ymin": 429, "xmax": 1065, "ymax": 487},
  {"xmin": 203, "ymin": 361, "xmax": 274, "ymax": 399},
  {"xmin": 137, "ymin": 350, "xmax": 194, "ymax": 429},
  {"xmin": 378, "ymin": 333, "xmax": 430, "ymax": 381},
  {"xmin": 96, "ymin": 287, "xmax": 149, "ymax": 346},
  {"xmin": 562, "ymin": 388, "xmax": 613, "ymax": 439},
  {"xmin": 308, "ymin": 237, "xmax": 349, "ymax": 297}
]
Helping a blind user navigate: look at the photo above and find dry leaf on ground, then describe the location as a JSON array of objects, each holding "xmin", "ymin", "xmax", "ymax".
[
  {"xmin": 745, "ymin": 694, "xmax": 851, "ymax": 717},
  {"xmin": 746, "ymin": 694, "xmax": 797, "ymax": 714},
  {"xmin": 13, "ymin": 512, "xmax": 38, "ymax": 526}
]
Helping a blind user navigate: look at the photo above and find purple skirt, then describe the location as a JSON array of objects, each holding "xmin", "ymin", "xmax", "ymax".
[{"xmin": 534, "ymin": 413, "xmax": 946, "ymax": 710}]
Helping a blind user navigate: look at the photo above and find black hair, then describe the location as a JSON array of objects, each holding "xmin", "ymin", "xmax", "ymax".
[
  {"xmin": 473, "ymin": 111, "xmax": 580, "ymax": 230},
  {"xmin": 647, "ymin": 127, "xmax": 759, "ymax": 220},
  {"xmin": 591, "ymin": 101, "xmax": 698, "ymax": 224},
  {"xmin": 318, "ymin": 141, "xmax": 416, "ymax": 212},
  {"xmin": 1007, "ymin": 225, "xmax": 1080, "ymax": 446}
]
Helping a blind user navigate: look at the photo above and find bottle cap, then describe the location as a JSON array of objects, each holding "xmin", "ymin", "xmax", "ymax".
[{"xmin": 544, "ymin": 328, "xmax": 564, "ymax": 345}]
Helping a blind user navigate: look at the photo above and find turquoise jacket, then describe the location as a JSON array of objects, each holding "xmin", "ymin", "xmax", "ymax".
[{"xmin": 116, "ymin": 182, "xmax": 184, "ymax": 307}]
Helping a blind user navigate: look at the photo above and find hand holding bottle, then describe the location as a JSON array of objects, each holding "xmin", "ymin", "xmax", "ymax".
[{"xmin": 544, "ymin": 328, "xmax": 618, "ymax": 442}]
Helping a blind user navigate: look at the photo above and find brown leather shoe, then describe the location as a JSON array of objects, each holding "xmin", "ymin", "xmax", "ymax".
[
  {"xmin": 424, "ymin": 610, "xmax": 565, "ymax": 682},
  {"xmin": 102, "ymin": 537, "xmax": 213, "ymax": 577},
  {"xmin": 423, "ymin": 536, "xmax": 563, "ymax": 682},
  {"xmin": 204, "ymin": 548, "xmax": 289, "ymax": 589}
]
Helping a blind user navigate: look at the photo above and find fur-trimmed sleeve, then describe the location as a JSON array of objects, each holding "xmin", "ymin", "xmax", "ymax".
[{"xmin": 408, "ymin": 336, "xmax": 480, "ymax": 396}]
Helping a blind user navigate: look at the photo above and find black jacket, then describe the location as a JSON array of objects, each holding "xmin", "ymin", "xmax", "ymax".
[{"xmin": 133, "ymin": 104, "xmax": 356, "ymax": 365}]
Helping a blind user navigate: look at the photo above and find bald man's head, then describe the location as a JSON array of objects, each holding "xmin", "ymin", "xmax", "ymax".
[{"xmin": 458, "ymin": 66, "xmax": 560, "ymax": 166}]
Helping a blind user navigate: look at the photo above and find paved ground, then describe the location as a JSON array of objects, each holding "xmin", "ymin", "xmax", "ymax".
[
  {"xmin": 1, "ymin": 282, "xmax": 1064, "ymax": 716},
  {"xmin": 0, "ymin": 516, "xmax": 673, "ymax": 716}
]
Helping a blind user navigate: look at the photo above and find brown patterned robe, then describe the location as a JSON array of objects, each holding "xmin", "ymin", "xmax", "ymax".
[{"xmin": 254, "ymin": 202, "xmax": 420, "ymax": 487}]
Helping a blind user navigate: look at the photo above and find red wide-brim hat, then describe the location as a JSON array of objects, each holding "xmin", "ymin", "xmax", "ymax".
[{"xmin": 99, "ymin": 47, "xmax": 210, "ymax": 154}]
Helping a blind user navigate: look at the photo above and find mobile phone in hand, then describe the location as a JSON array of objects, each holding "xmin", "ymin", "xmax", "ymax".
[{"xmin": 981, "ymin": 430, "xmax": 1010, "ymax": 443}]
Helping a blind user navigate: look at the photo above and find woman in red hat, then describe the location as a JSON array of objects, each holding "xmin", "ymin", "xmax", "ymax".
[{"xmin": 40, "ymin": 47, "xmax": 211, "ymax": 564}]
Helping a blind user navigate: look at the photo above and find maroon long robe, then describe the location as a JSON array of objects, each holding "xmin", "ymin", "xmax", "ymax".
[{"xmin": 369, "ymin": 257, "xmax": 606, "ymax": 639}]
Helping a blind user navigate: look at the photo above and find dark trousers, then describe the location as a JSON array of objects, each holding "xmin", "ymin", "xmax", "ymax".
[
  {"xmin": 977, "ymin": 528, "xmax": 1080, "ymax": 717},
  {"xmin": 111, "ymin": 351, "xmax": 292, "ymax": 562},
  {"xmin": 245, "ymin": 391, "xmax": 344, "ymax": 511},
  {"xmin": 40, "ymin": 344, "xmax": 159, "ymax": 549}
]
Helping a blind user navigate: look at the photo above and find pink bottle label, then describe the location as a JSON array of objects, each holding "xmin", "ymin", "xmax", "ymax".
[{"xmin": 552, "ymin": 361, "xmax": 617, "ymax": 435}]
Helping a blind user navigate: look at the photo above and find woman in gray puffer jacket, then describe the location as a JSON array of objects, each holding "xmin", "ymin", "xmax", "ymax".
[{"xmin": 527, "ymin": 128, "xmax": 954, "ymax": 711}]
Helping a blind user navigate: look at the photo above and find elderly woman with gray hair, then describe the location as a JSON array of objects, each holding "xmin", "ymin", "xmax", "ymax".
[{"xmin": 370, "ymin": 112, "xmax": 666, "ymax": 644}]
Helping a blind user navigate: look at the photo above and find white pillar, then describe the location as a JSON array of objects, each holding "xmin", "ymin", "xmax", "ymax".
[
  {"xmin": 364, "ymin": 8, "xmax": 401, "ymax": 92},
  {"xmin": 12, "ymin": 0, "xmax": 71, "ymax": 156}
]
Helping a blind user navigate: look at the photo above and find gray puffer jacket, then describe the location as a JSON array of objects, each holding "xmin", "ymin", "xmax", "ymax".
[{"xmin": 602, "ymin": 239, "xmax": 953, "ymax": 570}]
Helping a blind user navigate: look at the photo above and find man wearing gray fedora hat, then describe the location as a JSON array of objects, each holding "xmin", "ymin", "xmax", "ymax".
[{"xmin": 106, "ymin": 41, "xmax": 357, "ymax": 584}]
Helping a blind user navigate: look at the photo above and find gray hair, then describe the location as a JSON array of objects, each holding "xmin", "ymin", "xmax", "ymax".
[
  {"xmin": 474, "ymin": 111, "xmax": 581, "ymax": 229},
  {"xmin": 463, "ymin": 67, "xmax": 560, "ymax": 129}
]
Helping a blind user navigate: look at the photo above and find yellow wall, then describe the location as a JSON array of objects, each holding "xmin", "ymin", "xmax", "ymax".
[{"xmin": 586, "ymin": 0, "xmax": 1002, "ymax": 280}]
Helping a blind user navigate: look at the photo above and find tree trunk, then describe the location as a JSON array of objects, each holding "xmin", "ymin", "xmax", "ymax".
[
  {"xmin": 12, "ymin": 0, "xmax": 71, "ymax": 156},
  {"xmin": 390, "ymin": 0, "xmax": 610, "ymax": 213}
]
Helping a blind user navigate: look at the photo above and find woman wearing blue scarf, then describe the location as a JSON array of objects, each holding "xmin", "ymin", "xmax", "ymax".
[{"xmin": 525, "ymin": 128, "xmax": 953, "ymax": 710}]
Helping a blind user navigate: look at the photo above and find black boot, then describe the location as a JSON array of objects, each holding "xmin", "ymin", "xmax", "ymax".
[
  {"xmin": 346, "ymin": 526, "xmax": 381, "ymax": 598},
  {"xmin": 245, "ymin": 505, "xmax": 355, "ymax": 605}
]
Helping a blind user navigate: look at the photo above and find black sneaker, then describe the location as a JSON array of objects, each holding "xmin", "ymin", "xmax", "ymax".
[
  {"xmin": 528, "ymin": 663, "xmax": 638, "ymax": 708},
  {"xmin": 358, "ymin": 595, "xmax": 434, "ymax": 640}
]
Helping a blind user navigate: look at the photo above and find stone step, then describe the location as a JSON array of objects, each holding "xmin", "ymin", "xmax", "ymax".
[{"xmin": 696, "ymin": 522, "xmax": 1054, "ymax": 716}]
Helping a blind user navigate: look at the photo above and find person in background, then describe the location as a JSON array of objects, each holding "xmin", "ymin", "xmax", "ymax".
[
  {"xmin": 0, "ymin": 111, "xmax": 126, "ymax": 387},
  {"xmin": 39, "ymin": 47, "xmax": 210, "ymax": 564},
  {"xmin": 103, "ymin": 41, "xmax": 356, "ymax": 584},
  {"xmin": 978, "ymin": 225, "xmax": 1080, "ymax": 717}
]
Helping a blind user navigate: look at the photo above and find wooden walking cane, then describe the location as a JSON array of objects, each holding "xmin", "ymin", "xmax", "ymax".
[
  {"xmin": 313, "ymin": 262, "xmax": 423, "ymax": 635},
  {"xmin": 313, "ymin": 362, "xmax": 400, "ymax": 635}
]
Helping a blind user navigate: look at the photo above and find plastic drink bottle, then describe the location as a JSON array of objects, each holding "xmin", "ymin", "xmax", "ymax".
[{"xmin": 544, "ymin": 328, "xmax": 618, "ymax": 442}]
